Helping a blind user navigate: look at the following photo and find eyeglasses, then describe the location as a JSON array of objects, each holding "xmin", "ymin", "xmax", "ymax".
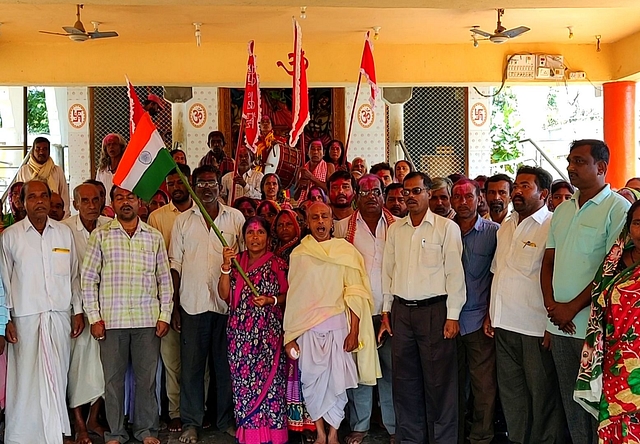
[
  {"xmin": 401, "ymin": 187, "xmax": 428, "ymax": 196},
  {"xmin": 195, "ymin": 181, "xmax": 219, "ymax": 189},
  {"xmin": 358, "ymin": 188, "xmax": 382, "ymax": 197}
]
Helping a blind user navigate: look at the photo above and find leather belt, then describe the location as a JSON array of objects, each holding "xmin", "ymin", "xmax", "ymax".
[{"xmin": 395, "ymin": 294, "xmax": 447, "ymax": 308}]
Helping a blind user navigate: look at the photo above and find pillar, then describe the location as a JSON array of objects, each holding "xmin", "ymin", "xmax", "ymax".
[
  {"xmin": 387, "ymin": 103, "xmax": 404, "ymax": 165},
  {"xmin": 603, "ymin": 81, "xmax": 636, "ymax": 188}
]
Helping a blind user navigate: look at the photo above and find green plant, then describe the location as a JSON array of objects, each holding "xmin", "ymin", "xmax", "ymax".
[
  {"xmin": 490, "ymin": 86, "xmax": 523, "ymax": 174},
  {"xmin": 27, "ymin": 87, "xmax": 50, "ymax": 134}
]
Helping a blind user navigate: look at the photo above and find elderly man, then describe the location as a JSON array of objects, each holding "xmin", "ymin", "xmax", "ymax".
[
  {"xmin": 147, "ymin": 164, "xmax": 194, "ymax": 433},
  {"xmin": 198, "ymin": 131, "xmax": 235, "ymax": 176},
  {"xmin": 335, "ymin": 175, "xmax": 397, "ymax": 444},
  {"xmin": 296, "ymin": 140, "xmax": 335, "ymax": 202},
  {"xmin": 17, "ymin": 137, "xmax": 69, "ymax": 216},
  {"xmin": 1, "ymin": 180, "xmax": 83, "ymax": 444},
  {"xmin": 451, "ymin": 179, "xmax": 499, "ymax": 444},
  {"xmin": 82, "ymin": 185, "xmax": 173, "ymax": 444},
  {"xmin": 381, "ymin": 171, "xmax": 466, "ymax": 444},
  {"xmin": 220, "ymin": 147, "xmax": 263, "ymax": 204},
  {"xmin": 285, "ymin": 202, "xmax": 379, "ymax": 444},
  {"xmin": 63, "ymin": 183, "xmax": 111, "ymax": 443},
  {"xmin": 429, "ymin": 177, "xmax": 456, "ymax": 219},
  {"xmin": 328, "ymin": 170, "xmax": 357, "ymax": 221},
  {"xmin": 541, "ymin": 140, "xmax": 629, "ymax": 444},
  {"xmin": 170, "ymin": 165, "xmax": 245, "ymax": 444}
]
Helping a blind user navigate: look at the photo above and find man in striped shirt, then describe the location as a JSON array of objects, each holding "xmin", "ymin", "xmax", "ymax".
[{"xmin": 82, "ymin": 185, "xmax": 173, "ymax": 444}]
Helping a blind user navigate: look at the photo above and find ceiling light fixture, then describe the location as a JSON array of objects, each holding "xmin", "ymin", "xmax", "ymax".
[
  {"xmin": 300, "ymin": 6, "xmax": 307, "ymax": 19},
  {"xmin": 372, "ymin": 26, "xmax": 381, "ymax": 40},
  {"xmin": 567, "ymin": 26, "xmax": 574, "ymax": 39},
  {"xmin": 595, "ymin": 34, "xmax": 601, "ymax": 52},
  {"xmin": 193, "ymin": 22, "xmax": 201, "ymax": 47}
]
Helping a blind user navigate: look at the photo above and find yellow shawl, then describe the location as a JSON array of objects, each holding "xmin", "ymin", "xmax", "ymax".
[
  {"xmin": 27, "ymin": 156, "xmax": 58, "ymax": 192},
  {"xmin": 284, "ymin": 236, "xmax": 381, "ymax": 385}
]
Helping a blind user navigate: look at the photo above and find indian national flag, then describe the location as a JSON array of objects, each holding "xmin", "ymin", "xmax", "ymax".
[{"xmin": 113, "ymin": 112, "xmax": 175, "ymax": 201}]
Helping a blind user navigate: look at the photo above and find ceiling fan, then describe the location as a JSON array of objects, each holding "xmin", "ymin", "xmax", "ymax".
[
  {"xmin": 39, "ymin": 4, "xmax": 118, "ymax": 42},
  {"xmin": 471, "ymin": 9, "xmax": 530, "ymax": 44}
]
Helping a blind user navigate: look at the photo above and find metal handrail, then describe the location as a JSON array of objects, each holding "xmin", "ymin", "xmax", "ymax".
[{"xmin": 518, "ymin": 138, "xmax": 569, "ymax": 181}]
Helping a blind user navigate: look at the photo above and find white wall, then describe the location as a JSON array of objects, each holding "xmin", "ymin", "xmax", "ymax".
[
  {"xmin": 467, "ymin": 87, "xmax": 492, "ymax": 179},
  {"xmin": 344, "ymin": 86, "xmax": 387, "ymax": 167}
]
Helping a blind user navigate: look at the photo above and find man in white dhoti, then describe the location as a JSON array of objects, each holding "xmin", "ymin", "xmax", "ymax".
[
  {"xmin": 62, "ymin": 183, "xmax": 111, "ymax": 444},
  {"xmin": 284, "ymin": 202, "xmax": 380, "ymax": 444},
  {"xmin": 1, "ymin": 180, "xmax": 84, "ymax": 444}
]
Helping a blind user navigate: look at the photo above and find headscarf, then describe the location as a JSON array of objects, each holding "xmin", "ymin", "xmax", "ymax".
[{"xmin": 272, "ymin": 209, "xmax": 301, "ymax": 261}]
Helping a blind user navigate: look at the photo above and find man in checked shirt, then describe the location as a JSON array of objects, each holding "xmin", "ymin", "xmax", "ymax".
[{"xmin": 82, "ymin": 185, "xmax": 173, "ymax": 444}]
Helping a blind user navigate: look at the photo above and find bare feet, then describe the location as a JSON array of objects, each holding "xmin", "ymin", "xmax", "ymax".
[
  {"xmin": 142, "ymin": 437, "xmax": 161, "ymax": 444},
  {"xmin": 327, "ymin": 426, "xmax": 340, "ymax": 444},
  {"xmin": 179, "ymin": 427, "xmax": 198, "ymax": 444},
  {"xmin": 168, "ymin": 417, "xmax": 183, "ymax": 432},
  {"xmin": 74, "ymin": 431, "xmax": 92, "ymax": 444},
  {"xmin": 225, "ymin": 425, "xmax": 237, "ymax": 438},
  {"xmin": 345, "ymin": 431, "xmax": 368, "ymax": 444}
]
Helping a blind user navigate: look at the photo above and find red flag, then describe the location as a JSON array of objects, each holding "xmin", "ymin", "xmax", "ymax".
[
  {"xmin": 289, "ymin": 19, "xmax": 310, "ymax": 148},
  {"xmin": 126, "ymin": 76, "xmax": 145, "ymax": 134},
  {"xmin": 360, "ymin": 32, "xmax": 379, "ymax": 108},
  {"xmin": 242, "ymin": 40, "xmax": 261, "ymax": 153}
]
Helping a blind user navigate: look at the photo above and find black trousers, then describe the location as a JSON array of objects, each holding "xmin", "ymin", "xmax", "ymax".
[{"xmin": 391, "ymin": 298, "xmax": 458, "ymax": 444}]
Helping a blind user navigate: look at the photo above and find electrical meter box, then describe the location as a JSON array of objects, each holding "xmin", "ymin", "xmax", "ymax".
[{"xmin": 535, "ymin": 55, "xmax": 565, "ymax": 79}]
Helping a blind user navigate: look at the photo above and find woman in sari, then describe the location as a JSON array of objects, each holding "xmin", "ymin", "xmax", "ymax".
[
  {"xmin": 576, "ymin": 200, "xmax": 640, "ymax": 443},
  {"xmin": 324, "ymin": 139, "xmax": 350, "ymax": 172},
  {"xmin": 257, "ymin": 200, "xmax": 281, "ymax": 228},
  {"xmin": 219, "ymin": 216, "xmax": 289, "ymax": 444},
  {"xmin": 272, "ymin": 209, "xmax": 301, "ymax": 264}
]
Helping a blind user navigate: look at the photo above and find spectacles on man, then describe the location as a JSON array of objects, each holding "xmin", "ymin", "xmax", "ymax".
[
  {"xmin": 195, "ymin": 181, "xmax": 219, "ymax": 189},
  {"xmin": 358, "ymin": 188, "xmax": 382, "ymax": 197},
  {"xmin": 401, "ymin": 187, "xmax": 428, "ymax": 197}
]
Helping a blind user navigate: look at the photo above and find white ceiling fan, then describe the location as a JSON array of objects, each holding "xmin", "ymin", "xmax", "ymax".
[
  {"xmin": 39, "ymin": 4, "xmax": 118, "ymax": 42},
  {"xmin": 471, "ymin": 9, "xmax": 530, "ymax": 44}
]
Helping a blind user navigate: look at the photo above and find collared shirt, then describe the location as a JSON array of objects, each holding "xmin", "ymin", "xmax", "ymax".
[
  {"xmin": 81, "ymin": 218, "xmax": 173, "ymax": 329},
  {"xmin": 62, "ymin": 215, "xmax": 111, "ymax": 261},
  {"xmin": 457, "ymin": 215, "xmax": 499, "ymax": 336},
  {"xmin": 334, "ymin": 212, "xmax": 398, "ymax": 315},
  {"xmin": 490, "ymin": 206, "xmax": 552, "ymax": 337},
  {"xmin": 220, "ymin": 169, "xmax": 264, "ymax": 204},
  {"xmin": 169, "ymin": 203, "xmax": 245, "ymax": 315},
  {"xmin": 1, "ymin": 217, "xmax": 82, "ymax": 321},
  {"xmin": 148, "ymin": 201, "xmax": 193, "ymax": 249},
  {"xmin": 546, "ymin": 184, "xmax": 629, "ymax": 339},
  {"xmin": 382, "ymin": 209, "xmax": 466, "ymax": 319}
]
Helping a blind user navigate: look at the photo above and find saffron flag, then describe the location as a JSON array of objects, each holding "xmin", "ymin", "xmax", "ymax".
[
  {"xmin": 360, "ymin": 32, "xmax": 379, "ymax": 108},
  {"xmin": 113, "ymin": 112, "xmax": 175, "ymax": 202},
  {"xmin": 289, "ymin": 19, "xmax": 310, "ymax": 148},
  {"xmin": 126, "ymin": 76, "xmax": 145, "ymax": 134},
  {"xmin": 242, "ymin": 40, "xmax": 261, "ymax": 153}
]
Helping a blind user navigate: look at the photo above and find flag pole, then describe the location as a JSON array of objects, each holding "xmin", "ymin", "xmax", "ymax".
[
  {"xmin": 230, "ymin": 119, "xmax": 246, "ymax": 205},
  {"xmin": 344, "ymin": 73, "xmax": 362, "ymax": 166},
  {"xmin": 173, "ymin": 163, "xmax": 260, "ymax": 298}
]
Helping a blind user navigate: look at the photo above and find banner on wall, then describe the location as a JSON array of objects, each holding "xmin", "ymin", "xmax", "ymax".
[{"xmin": 242, "ymin": 40, "xmax": 262, "ymax": 152}]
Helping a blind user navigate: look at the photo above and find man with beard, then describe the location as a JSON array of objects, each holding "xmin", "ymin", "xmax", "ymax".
[
  {"xmin": 381, "ymin": 172, "xmax": 466, "ymax": 444},
  {"xmin": 541, "ymin": 140, "xmax": 629, "ymax": 444},
  {"xmin": 484, "ymin": 166, "xmax": 566, "ymax": 444},
  {"xmin": 17, "ymin": 137, "xmax": 70, "ymax": 217},
  {"xmin": 429, "ymin": 177, "xmax": 456, "ymax": 219},
  {"xmin": 198, "ymin": 131, "xmax": 235, "ymax": 176},
  {"xmin": 147, "ymin": 164, "xmax": 194, "ymax": 433},
  {"xmin": 284, "ymin": 202, "xmax": 379, "ymax": 444},
  {"xmin": 63, "ymin": 183, "xmax": 111, "ymax": 444},
  {"xmin": 82, "ymin": 185, "xmax": 172, "ymax": 444},
  {"xmin": 169, "ymin": 165, "xmax": 244, "ymax": 444},
  {"xmin": 384, "ymin": 183, "xmax": 407, "ymax": 218},
  {"xmin": 220, "ymin": 147, "xmax": 263, "ymax": 204},
  {"xmin": 484, "ymin": 174, "xmax": 512, "ymax": 224},
  {"xmin": 1, "ymin": 180, "xmax": 83, "ymax": 444},
  {"xmin": 335, "ymin": 175, "xmax": 397, "ymax": 444},
  {"xmin": 327, "ymin": 170, "xmax": 356, "ymax": 221},
  {"xmin": 143, "ymin": 94, "xmax": 165, "ymax": 118},
  {"xmin": 450, "ymin": 179, "xmax": 499, "ymax": 444}
]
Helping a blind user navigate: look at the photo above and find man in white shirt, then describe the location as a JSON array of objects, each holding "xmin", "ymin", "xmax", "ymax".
[
  {"xmin": 483, "ymin": 166, "xmax": 565, "ymax": 444},
  {"xmin": 220, "ymin": 147, "xmax": 263, "ymax": 205},
  {"xmin": 63, "ymin": 183, "xmax": 111, "ymax": 443},
  {"xmin": 380, "ymin": 171, "xmax": 466, "ymax": 444},
  {"xmin": 335, "ymin": 174, "xmax": 397, "ymax": 444},
  {"xmin": 16, "ymin": 137, "xmax": 70, "ymax": 217},
  {"xmin": 147, "ymin": 164, "xmax": 194, "ymax": 433},
  {"xmin": 169, "ymin": 165, "xmax": 245, "ymax": 444},
  {"xmin": 1, "ymin": 180, "xmax": 84, "ymax": 444}
]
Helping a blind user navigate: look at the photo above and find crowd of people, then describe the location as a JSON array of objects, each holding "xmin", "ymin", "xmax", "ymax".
[{"xmin": 2, "ymin": 133, "xmax": 640, "ymax": 444}]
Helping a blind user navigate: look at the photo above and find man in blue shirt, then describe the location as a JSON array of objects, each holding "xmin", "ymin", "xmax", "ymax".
[
  {"xmin": 541, "ymin": 139, "xmax": 630, "ymax": 444},
  {"xmin": 451, "ymin": 178, "xmax": 499, "ymax": 444}
]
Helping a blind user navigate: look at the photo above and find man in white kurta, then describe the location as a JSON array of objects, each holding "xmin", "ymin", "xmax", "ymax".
[
  {"xmin": 62, "ymin": 183, "xmax": 111, "ymax": 440},
  {"xmin": 284, "ymin": 202, "xmax": 380, "ymax": 444},
  {"xmin": 1, "ymin": 180, "xmax": 83, "ymax": 444}
]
